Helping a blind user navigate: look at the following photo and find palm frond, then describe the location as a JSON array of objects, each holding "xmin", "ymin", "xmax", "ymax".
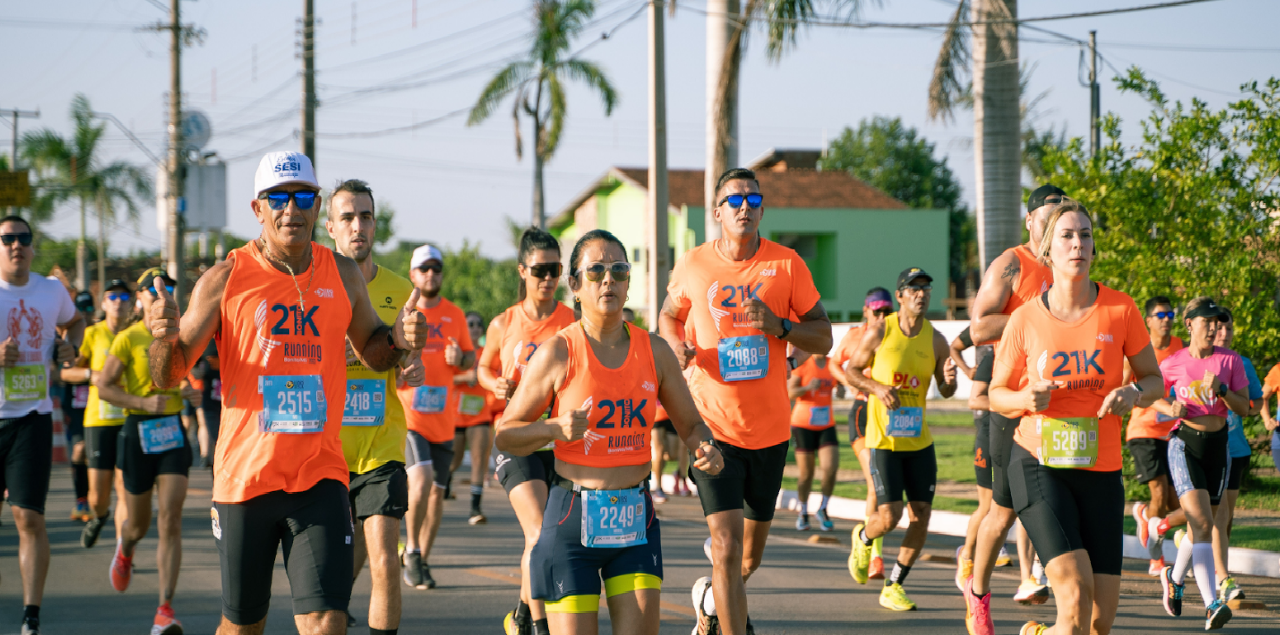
[
  {"xmin": 467, "ymin": 61, "xmax": 534, "ymax": 126},
  {"xmin": 760, "ymin": 0, "xmax": 815, "ymax": 62},
  {"xmin": 541, "ymin": 73, "xmax": 568, "ymax": 161},
  {"xmin": 927, "ymin": 0, "xmax": 970, "ymax": 122},
  {"xmin": 562, "ymin": 59, "xmax": 617, "ymax": 116}
]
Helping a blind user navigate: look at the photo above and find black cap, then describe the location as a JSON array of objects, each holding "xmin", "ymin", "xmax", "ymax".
[
  {"xmin": 74, "ymin": 291, "xmax": 94, "ymax": 313},
  {"xmin": 1027, "ymin": 184, "xmax": 1066, "ymax": 213},
  {"xmin": 136, "ymin": 267, "xmax": 175, "ymax": 293},
  {"xmin": 896, "ymin": 267, "xmax": 933, "ymax": 290},
  {"xmin": 104, "ymin": 278, "xmax": 131, "ymax": 294},
  {"xmin": 1185, "ymin": 300, "xmax": 1226, "ymax": 322}
]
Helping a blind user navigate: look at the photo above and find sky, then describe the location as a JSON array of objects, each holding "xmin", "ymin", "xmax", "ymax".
[{"xmin": 4, "ymin": 0, "xmax": 1280, "ymax": 260}]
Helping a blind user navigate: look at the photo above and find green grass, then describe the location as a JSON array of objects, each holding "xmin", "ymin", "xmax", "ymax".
[
  {"xmin": 828, "ymin": 408, "xmax": 974, "ymax": 429},
  {"xmin": 786, "ymin": 421, "xmax": 978, "ymax": 484},
  {"xmin": 780, "ymin": 476, "xmax": 980, "ymax": 514}
]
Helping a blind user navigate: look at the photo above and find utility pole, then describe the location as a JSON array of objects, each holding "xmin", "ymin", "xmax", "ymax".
[
  {"xmin": 1089, "ymin": 30, "xmax": 1100, "ymax": 158},
  {"xmin": 166, "ymin": 0, "xmax": 185, "ymax": 306},
  {"xmin": 302, "ymin": 0, "xmax": 317, "ymax": 167},
  {"xmin": 5, "ymin": 108, "xmax": 39, "ymax": 216},
  {"xmin": 647, "ymin": 0, "xmax": 669, "ymax": 328}
]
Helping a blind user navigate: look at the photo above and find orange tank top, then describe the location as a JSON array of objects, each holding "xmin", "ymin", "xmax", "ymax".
[
  {"xmin": 214, "ymin": 242, "xmax": 352, "ymax": 503},
  {"xmin": 494, "ymin": 302, "xmax": 575, "ymax": 418},
  {"xmin": 551, "ymin": 323, "xmax": 658, "ymax": 468},
  {"xmin": 1002, "ymin": 245, "xmax": 1054, "ymax": 316}
]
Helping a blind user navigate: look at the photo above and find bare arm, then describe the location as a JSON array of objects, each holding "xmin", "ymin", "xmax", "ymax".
[
  {"xmin": 969, "ymin": 250, "xmax": 1019, "ymax": 344},
  {"xmin": 787, "ymin": 371, "xmax": 808, "ymax": 398},
  {"xmin": 98, "ymin": 354, "xmax": 167, "ymax": 414},
  {"xmin": 950, "ymin": 334, "xmax": 973, "ymax": 379},
  {"xmin": 476, "ymin": 315, "xmax": 506, "ymax": 393},
  {"xmin": 845, "ymin": 322, "xmax": 898, "ymax": 409},
  {"xmin": 1263, "ymin": 384, "xmax": 1278, "ymax": 431},
  {"xmin": 337, "ymin": 254, "xmax": 421, "ymax": 373},
  {"xmin": 968, "ymin": 380, "xmax": 990, "ymax": 411},
  {"xmin": 1098, "ymin": 344, "xmax": 1163, "ymax": 417},
  {"xmin": 649, "ymin": 333, "xmax": 722, "ymax": 473},
  {"xmin": 742, "ymin": 297, "xmax": 832, "ymax": 355},
  {"xmin": 494, "ymin": 335, "xmax": 573, "ymax": 456},
  {"xmin": 657, "ymin": 295, "xmax": 695, "ymax": 369},
  {"xmin": 933, "ymin": 331, "xmax": 958, "ymax": 399},
  {"xmin": 149, "ymin": 260, "xmax": 231, "ymax": 389}
]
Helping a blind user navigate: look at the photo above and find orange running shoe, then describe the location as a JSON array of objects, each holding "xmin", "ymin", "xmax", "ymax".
[
  {"xmin": 868, "ymin": 556, "xmax": 885, "ymax": 580},
  {"xmin": 151, "ymin": 603, "xmax": 183, "ymax": 635},
  {"xmin": 110, "ymin": 541, "xmax": 133, "ymax": 593}
]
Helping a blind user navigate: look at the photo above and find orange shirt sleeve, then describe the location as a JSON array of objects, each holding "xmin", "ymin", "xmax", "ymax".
[
  {"xmin": 1265, "ymin": 363, "xmax": 1280, "ymax": 392},
  {"xmin": 1121, "ymin": 298, "xmax": 1149, "ymax": 357},
  {"xmin": 788, "ymin": 252, "xmax": 822, "ymax": 317},
  {"xmin": 994, "ymin": 311, "xmax": 1028, "ymax": 383}
]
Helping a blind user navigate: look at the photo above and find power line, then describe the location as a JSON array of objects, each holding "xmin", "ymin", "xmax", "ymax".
[{"xmin": 318, "ymin": 8, "xmax": 528, "ymax": 74}]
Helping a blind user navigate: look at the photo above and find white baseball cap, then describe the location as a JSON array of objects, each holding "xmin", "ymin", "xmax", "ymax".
[
  {"xmin": 410, "ymin": 244, "xmax": 444, "ymax": 269},
  {"xmin": 254, "ymin": 151, "xmax": 319, "ymax": 196}
]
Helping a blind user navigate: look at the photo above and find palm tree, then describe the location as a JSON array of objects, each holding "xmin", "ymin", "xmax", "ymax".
[
  {"xmin": 468, "ymin": 0, "xmax": 617, "ymax": 229},
  {"xmin": 22, "ymin": 94, "xmax": 152, "ymax": 290},
  {"xmin": 928, "ymin": 0, "xmax": 1021, "ymax": 271}
]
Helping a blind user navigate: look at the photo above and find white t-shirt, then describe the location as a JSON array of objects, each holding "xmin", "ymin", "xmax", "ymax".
[{"xmin": 0, "ymin": 275, "xmax": 76, "ymax": 417}]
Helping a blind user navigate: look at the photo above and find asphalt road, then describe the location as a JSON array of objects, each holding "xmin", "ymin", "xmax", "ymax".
[{"xmin": 0, "ymin": 468, "xmax": 1275, "ymax": 634}]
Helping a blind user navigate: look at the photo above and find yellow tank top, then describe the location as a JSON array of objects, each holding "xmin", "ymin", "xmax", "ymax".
[{"xmin": 866, "ymin": 313, "xmax": 936, "ymax": 452}]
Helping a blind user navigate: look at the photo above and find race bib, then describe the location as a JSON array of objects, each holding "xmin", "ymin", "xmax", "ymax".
[
  {"xmin": 458, "ymin": 393, "xmax": 486, "ymax": 417},
  {"xmin": 72, "ymin": 384, "xmax": 90, "ymax": 409},
  {"xmin": 411, "ymin": 385, "xmax": 447, "ymax": 414},
  {"xmin": 580, "ymin": 486, "xmax": 648, "ymax": 548},
  {"xmin": 343, "ymin": 379, "xmax": 385, "ymax": 426},
  {"xmin": 1038, "ymin": 416, "xmax": 1099, "ymax": 468},
  {"xmin": 886, "ymin": 407, "xmax": 924, "ymax": 437},
  {"xmin": 139, "ymin": 415, "xmax": 185, "ymax": 454},
  {"xmin": 4, "ymin": 364, "xmax": 46, "ymax": 401},
  {"xmin": 211, "ymin": 378, "xmax": 222, "ymax": 402},
  {"xmin": 809, "ymin": 405, "xmax": 831, "ymax": 427},
  {"xmin": 99, "ymin": 400, "xmax": 126, "ymax": 421},
  {"xmin": 259, "ymin": 375, "xmax": 326, "ymax": 434},
  {"xmin": 717, "ymin": 335, "xmax": 769, "ymax": 382}
]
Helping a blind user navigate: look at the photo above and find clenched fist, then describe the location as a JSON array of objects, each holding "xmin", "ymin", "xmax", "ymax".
[
  {"xmin": 551, "ymin": 405, "xmax": 591, "ymax": 443},
  {"xmin": 148, "ymin": 281, "xmax": 181, "ymax": 343},
  {"xmin": 393, "ymin": 289, "xmax": 426, "ymax": 351}
]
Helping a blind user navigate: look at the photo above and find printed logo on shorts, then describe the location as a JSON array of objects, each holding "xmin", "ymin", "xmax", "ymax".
[
  {"xmin": 494, "ymin": 454, "xmax": 511, "ymax": 474},
  {"xmin": 210, "ymin": 507, "xmax": 222, "ymax": 540}
]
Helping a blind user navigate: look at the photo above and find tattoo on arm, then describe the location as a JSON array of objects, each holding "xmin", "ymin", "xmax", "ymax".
[{"xmin": 1001, "ymin": 261, "xmax": 1020, "ymax": 281}]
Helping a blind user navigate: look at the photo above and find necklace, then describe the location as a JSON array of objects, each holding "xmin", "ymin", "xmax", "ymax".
[{"xmin": 259, "ymin": 238, "xmax": 315, "ymax": 312}]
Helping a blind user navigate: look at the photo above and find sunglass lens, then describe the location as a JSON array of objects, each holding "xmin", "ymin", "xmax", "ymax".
[
  {"xmin": 266, "ymin": 193, "xmax": 290, "ymax": 210},
  {"xmin": 294, "ymin": 192, "xmax": 317, "ymax": 210},
  {"xmin": 746, "ymin": 193, "xmax": 763, "ymax": 208}
]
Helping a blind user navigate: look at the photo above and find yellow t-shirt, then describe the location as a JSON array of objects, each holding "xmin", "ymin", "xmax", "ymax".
[
  {"xmin": 82, "ymin": 321, "xmax": 127, "ymax": 427},
  {"xmin": 340, "ymin": 266, "xmax": 414, "ymax": 475},
  {"xmin": 866, "ymin": 313, "xmax": 937, "ymax": 452},
  {"xmin": 108, "ymin": 321, "xmax": 183, "ymax": 416}
]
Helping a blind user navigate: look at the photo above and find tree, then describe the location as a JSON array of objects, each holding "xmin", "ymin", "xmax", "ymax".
[
  {"xmin": 928, "ymin": 0, "xmax": 1021, "ymax": 272},
  {"xmin": 22, "ymin": 94, "xmax": 152, "ymax": 290},
  {"xmin": 374, "ymin": 241, "xmax": 520, "ymax": 323},
  {"xmin": 468, "ymin": 0, "xmax": 617, "ymax": 229},
  {"xmin": 819, "ymin": 116, "xmax": 976, "ymax": 292}
]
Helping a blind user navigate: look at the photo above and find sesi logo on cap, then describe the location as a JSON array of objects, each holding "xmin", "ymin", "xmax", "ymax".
[{"xmin": 274, "ymin": 159, "xmax": 302, "ymax": 176}]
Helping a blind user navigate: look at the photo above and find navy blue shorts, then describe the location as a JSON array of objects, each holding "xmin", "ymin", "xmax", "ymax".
[{"xmin": 530, "ymin": 483, "xmax": 663, "ymax": 603}]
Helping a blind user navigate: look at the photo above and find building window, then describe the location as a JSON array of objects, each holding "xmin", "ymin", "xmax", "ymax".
[{"xmin": 771, "ymin": 232, "xmax": 836, "ymax": 300}]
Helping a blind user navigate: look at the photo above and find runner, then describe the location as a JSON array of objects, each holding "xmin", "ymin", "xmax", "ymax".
[
  {"xmin": 988, "ymin": 199, "xmax": 1163, "ymax": 635},
  {"xmin": 659, "ymin": 167, "xmax": 832, "ymax": 635},
  {"xmin": 961, "ymin": 184, "xmax": 1061, "ymax": 635},
  {"xmin": 494, "ymin": 228, "xmax": 724, "ymax": 635},
  {"xmin": 1262, "ymin": 364, "xmax": 1280, "ymax": 478},
  {"xmin": 61, "ymin": 289, "xmax": 96, "ymax": 521},
  {"xmin": 1126, "ymin": 296, "xmax": 1187, "ymax": 576},
  {"xmin": 845, "ymin": 267, "xmax": 957, "ymax": 611},
  {"xmin": 477, "ymin": 227, "xmax": 576, "ymax": 635},
  {"xmin": 145, "ymin": 151, "xmax": 427, "ymax": 635},
  {"xmin": 449, "ymin": 310, "xmax": 493, "ymax": 525},
  {"xmin": 70, "ymin": 278, "xmax": 133, "ymax": 549},
  {"xmin": 1153, "ymin": 296, "xmax": 1247, "ymax": 629},
  {"xmin": 1209, "ymin": 306, "xmax": 1262, "ymax": 604},
  {"xmin": 190, "ymin": 340, "xmax": 221, "ymax": 468},
  {"xmin": 97, "ymin": 268, "xmax": 200, "ymax": 634},
  {"xmin": 0, "ymin": 215, "xmax": 81, "ymax": 635},
  {"xmin": 325, "ymin": 178, "xmax": 419, "ymax": 634},
  {"xmin": 829, "ymin": 288, "xmax": 891, "ymax": 579},
  {"xmin": 788, "ymin": 352, "xmax": 838, "ymax": 532},
  {"xmin": 396, "ymin": 244, "xmax": 475, "ymax": 590}
]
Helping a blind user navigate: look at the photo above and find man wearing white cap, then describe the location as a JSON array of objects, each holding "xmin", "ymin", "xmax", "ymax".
[
  {"xmin": 396, "ymin": 244, "xmax": 474, "ymax": 591},
  {"xmin": 145, "ymin": 151, "xmax": 428, "ymax": 635}
]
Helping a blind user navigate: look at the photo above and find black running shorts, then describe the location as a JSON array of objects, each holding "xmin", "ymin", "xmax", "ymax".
[
  {"xmin": 86, "ymin": 424, "xmax": 123, "ymax": 470},
  {"xmin": 973, "ymin": 410, "xmax": 992, "ymax": 490},
  {"xmin": 118, "ymin": 414, "xmax": 192, "ymax": 495},
  {"xmin": 989, "ymin": 412, "xmax": 1018, "ymax": 508},
  {"xmin": 405, "ymin": 431, "xmax": 453, "ymax": 488},
  {"xmin": 0, "ymin": 412, "xmax": 52, "ymax": 514},
  {"xmin": 791, "ymin": 426, "xmax": 838, "ymax": 453},
  {"xmin": 869, "ymin": 444, "xmax": 937, "ymax": 505},
  {"xmin": 1008, "ymin": 443, "xmax": 1124, "ymax": 576},
  {"xmin": 1128, "ymin": 437, "xmax": 1170, "ymax": 484},
  {"xmin": 348, "ymin": 461, "xmax": 408, "ymax": 521},
  {"xmin": 654, "ymin": 419, "xmax": 676, "ymax": 434},
  {"xmin": 1226, "ymin": 452, "xmax": 1249, "ymax": 491},
  {"xmin": 495, "ymin": 448, "xmax": 556, "ymax": 494},
  {"xmin": 213, "ymin": 479, "xmax": 354, "ymax": 625},
  {"xmin": 690, "ymin": 440, "xmax": 787, "ymax": 522},
  {"xmin": 1169, "ymin": 425, "xmax": 1230, "ymax": 505},
  {"xmin": 848, "ymin": 400, "xmax": 868, "ymax": 443}
]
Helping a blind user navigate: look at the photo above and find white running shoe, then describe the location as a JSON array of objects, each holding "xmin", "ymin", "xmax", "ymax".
[
  {"xmin": 703, "ymin": 537, "xmax": 714, "ymax": 563},
  {"xmin": 995, "ymin": 546, "xmax": 1012, "ymax": 567}
]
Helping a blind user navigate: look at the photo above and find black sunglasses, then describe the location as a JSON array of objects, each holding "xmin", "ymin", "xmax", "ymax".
[
  {"xmin": 718, "ymin": 193, "xmax": 764, "ymax": 209},
  {"xmin": 526, "ymin": 262, "xmax": 563, "ymax": 279},
  {"xmin": 416, "ymin": 262, "xmax": 442, "ymax": 274},
  {"xmin": 581, "ymin": 262, "xmax": 631, "ymax": 283},
  {"xmin": 258, "ymin": 190, "xmax": 318, "ymax": 211},
  {"xmin": 0, "ymin": 233, "xmax": 33, "ymax": 247}
]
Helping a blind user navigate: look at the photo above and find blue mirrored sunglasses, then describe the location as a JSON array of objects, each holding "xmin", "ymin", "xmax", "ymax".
[
  {"xmin": 260, "ymin": 190, "xmax": 318, "ymax": 211},
  {"xmin": 719, "ymin": 193, "xmax": 764, "ymax": 209},
  {"xmin": 147, "ymin": 285, "xmax": 175, "ymax": 297},
  {"xmin": 106, "ymin": 292, "xmax": 131, "ymax": 302},
  {"xmin": 1152, "ymin": 311, "xmax": 1176, "ymax": 320}
]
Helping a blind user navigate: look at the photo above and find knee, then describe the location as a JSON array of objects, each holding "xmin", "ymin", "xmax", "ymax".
[
  {"xmin": 880, "ymin": 506, "xmax": 903, "ymax": 528},
  {"xmin": 523, "ymin": 527, "xmax": 542, "ymax": 550},
  {"xmin": 11, "ymin": 508, "xmax": 45, "ymax": 534},
  {"xmin": 712, "ymin": 533, "xmax": 744, "ymax": 566}
]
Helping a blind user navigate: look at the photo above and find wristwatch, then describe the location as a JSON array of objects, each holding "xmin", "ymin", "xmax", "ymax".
[
  {"xmin": 1216, "ymin": 382, "xmax": 1228, "ymax": 397},
  {"xmin": 778, "ymin": 318, "xmax": 793, "ymax": 339}
]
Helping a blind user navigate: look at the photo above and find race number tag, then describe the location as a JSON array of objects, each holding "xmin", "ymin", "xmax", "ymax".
[
  {"xmin": 258, "ymin": 375, "xmax": 326, "ymax": 434},
  {"xmin": 580, "ymin": 486, "xmax": 648, "ymax": 548},
  {"xmin": 99, "ymin": 400, "xmax": 126, "ymax": 421},
  {"xmin": 72, "ymin": 384, "xmax": 90, "ymax": 408},
  {"xmin": 458, "ymin": 393, "xmax": 486, "ymax": 416},
  {"xmin": 211, "ymin": 378, "xmax": 222, "ymax": 402},
  {"xmin": 886, "ymin": 407, "xmax": 924, "ymax": 437},
  {"xmin": 809, "ymin": 406, "xmax": 831, "ymax": 427},
  {"xmin": 139, "ymin": 415, "xmax": 185, "ymax": 454},
  {"xmin": 1038, "ymin": 416, "xmax": 1099, "ymax": 468},
  {"xmin": 717, "ymin": 335, "xmax": 769, "ymax": 382},
  {"xmin": 343, "ymin": 379, "xmax": 385, "ymax": 426},
  {"xmin": 4, "ymin": 364, "xmax": 46, "ymax": 401},
  {"xmin": 411, "ymin": 385, "xmax": 447, "ymax": 414}
]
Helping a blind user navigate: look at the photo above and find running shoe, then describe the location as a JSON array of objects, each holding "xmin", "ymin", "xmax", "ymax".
[
  {"xmin": 347, "ymin": 613, "xmax": 356, "ymax": 628},
  {"xmin": 1031, "ymin": 556, "xmax": 1047, "ymax": 586},
  {"xmin": 955, "ymin": 545, "xmax": 973, "ymax": 592},
  {"xmin": 81, "ymin": 515, "xmax": 107, "ymax": 549},
  {"xmin": 1013, "ymin": 577, "xmax": 1049, "ymax": 605},
  {"xmin": 995, "ymin": 546, "xmax": 1012, "ymax": 567},
  {"xmin": 1205, "ymin": 599, "xmax": 1232, "ymax": 630},
  {"xmin": 402, "ymin": 552, "xmax": 424, "ymax": 588},
  {"xmin": 1133, "ymin": 501, "xmax": 1150, "ymax": 548},
  {"xmin": 468, "ymin": 511, "xmax": 488, "ymax": 525},
  {"xmin": 110, "ymin": 541, "xmax": 132, "ymax": 592},
  {"xmin": 421, "ymin": 562, "xmax": 436, "ymax": 589},
  {"xmin": 1148, "ymin": 557, "xmax": 1166, "ymax": 578},
  {"xmin": 879, "ymin": 582, "xmax": 916, "ymax": 611},
  {"xmin": 848, "ymin": 523, "xmax": 871, "ymax": 584},
  {"xmin": 503, "ymin": 601, "xmax": 532, "ymax": 635},
  {"xmin": 72, "ymin": 499, "xmax": 91, "ymax": 522},
  {"xmin": 868, "ymin": 556, "xmax": 885, "ymax": 580},
  {"xmin": 963, "ymin": 577, "xmax": 993, "ymax": 635},
  {"xmin": 796, "ymin": 513, "xmax": 810, "ymax": 531},
  {"xmin": 1217, "ymin": 576, "xmax": 1242, "ymax": 603},
  {"xmin": 20, "ymin": 618, "xmax": 37, "ymax": 635},
  {"xmin": 1174, "ymin": 528, "xmax": 1187, "ymax": 549},
  {"xmin": 1019, "ymin": 622, "xmax": 1047, "ymax": 635},
  {"xmin": 651, "ymin": 489, "xmax": 668, "ymax": 504},
  {"xmin": 150, "ymin": 604, "xmax": 182, "ymax": 635},
  {"xmin": 703, "ymin": 537, "xmax": 714, "ymax": 563},
  {"xmin": 1161, "ymin": 565, "xmax": 1184, "ymax": 617},
  {"xmin": 815, "ymin": 508, "xmax": 834, "ymax": 531},
  {"xmin": 691, "ymin": 576, "xmax": 720, "ymax": 635}
]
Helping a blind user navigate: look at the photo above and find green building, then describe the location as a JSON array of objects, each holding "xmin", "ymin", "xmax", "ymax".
[{"xmin": 549, "ymin": 149, "xmax": 950, "ymax": 321}]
